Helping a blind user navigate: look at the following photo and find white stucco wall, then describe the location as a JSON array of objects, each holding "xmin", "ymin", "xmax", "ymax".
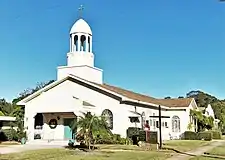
[
  {"xmin": 67, "ymin": 52, "xmax": 94, "ymax": 67},
  {"xmin": 24, "ymin": 80, "xmax": 131, "ymax": 141},
  {"xmin": 57, "ymin": 65, "xmax": 103, "ymax": 84},
  {"xmin": 205, "ymin": 104, "xmax": 215, "ymax": 118},
  {"xmin": 24, "ymin": 80, "xmax": 194, "ymax": 142},
  {"xmin": 24, "ymin": 81, "xmax": 82, "ymax": 141},
  {"xmin": 40, "ymin": 113, "xmax": 76, "ymax": 140}
]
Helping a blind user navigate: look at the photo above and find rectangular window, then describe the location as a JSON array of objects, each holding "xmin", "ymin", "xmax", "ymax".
[
  {"xmin": 129, "ymin": 117, "xmax": 140, "ymax": 123},
  {"xmin": 162, "ymin": 121, "xmax": 164, "ymax": 127},
  {"xmin": 150, "ymin": 119, "xmax": 153, "ymax": 126},
  {"xmin": 156, "ymin": 121, "xmax": 159, "ymax": 128},
  {"xmin": 165, "ymin": 122, "xmax": 168, "ymax": 128}
]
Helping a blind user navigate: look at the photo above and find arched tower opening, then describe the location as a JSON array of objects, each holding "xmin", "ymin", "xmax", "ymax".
[
  {"xmin": 80, "ymin": 35, "xmax": 86, "ymax": 51},
  {"xmin": 74, "ymin": 35, "xmax": 78, "ymax": 51}
]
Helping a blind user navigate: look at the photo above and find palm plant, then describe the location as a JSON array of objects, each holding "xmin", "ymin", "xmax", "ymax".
[
  {"xmin": 71, "ymin": 112, "xmax": 112, "ymax": 149},
  {"xmin": 0, "ymin": 111, "xmax": 4, "ymax": 116}
]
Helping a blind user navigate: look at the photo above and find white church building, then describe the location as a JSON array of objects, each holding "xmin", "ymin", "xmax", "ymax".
[{"xmin": 17, "ymin": 17, "xmax": 198, "ymax": 143}]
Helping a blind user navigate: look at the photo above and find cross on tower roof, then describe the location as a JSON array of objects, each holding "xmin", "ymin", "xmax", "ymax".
[{"xmin": 78, "ymin": 5, "xmax": 84, "ymax": 18}]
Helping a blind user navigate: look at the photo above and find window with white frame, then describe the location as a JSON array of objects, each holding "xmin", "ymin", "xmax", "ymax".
[
  {"xmin": 150, "ymin": 119, "xmax": 153, "ymax": 126},
  {"xmin": 172, "ymin": 115, "xmax": 180, "ymax": 132},
  {"xmin": 165, "ymin": 121, "xmax": 168, "ymax": 128}
]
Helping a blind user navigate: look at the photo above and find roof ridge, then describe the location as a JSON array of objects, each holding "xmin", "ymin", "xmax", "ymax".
[
  {"xmin": 100, "ymin": 83, "xmax": 193, "ymax": 107},
  {"xmin": 102, "ymin": 83, "xmax": 158, "ymax": 99}
]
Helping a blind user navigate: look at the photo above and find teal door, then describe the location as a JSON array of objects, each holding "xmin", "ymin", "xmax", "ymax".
[{"xmin": 64, "ymin": 118, "xmax": 75, "ymax": 139}]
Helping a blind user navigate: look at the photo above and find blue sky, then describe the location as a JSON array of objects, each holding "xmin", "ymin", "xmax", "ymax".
[{"xmin": 0, "ymin": 0, "xmax": 225, "ymax": 102}]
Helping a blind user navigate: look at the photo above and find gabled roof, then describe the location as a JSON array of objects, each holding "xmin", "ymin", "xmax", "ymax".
[{"xmin": 17, "ymin": 75, "xmax": 194, "ymax": 108}]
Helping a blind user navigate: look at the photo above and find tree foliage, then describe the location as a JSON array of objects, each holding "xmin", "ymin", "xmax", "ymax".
[
  {"xmin": 0, "ymin": 111, "xmax": 4, "ymax": 116},
  {"xmin": 164, "ymin": 96, "xmax": 171, "ymax": 99},
  {"xmin": 187, "ymin": 90, "xmax": 225, "ymax": 132},
  {"xmin": 190, "ymin": 109, "xmax": 214, "ymax": 131},
  {"xmin": 12, "ymin": 80, "xmax": 55, "ymax": 105},
  {"xmin": 0, "ymin": 80, "xmax": 55, "ymax": 141}
]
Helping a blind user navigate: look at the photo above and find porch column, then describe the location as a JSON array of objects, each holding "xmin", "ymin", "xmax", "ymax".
[{"xmin": 27, "ymin": 113, "xmax": 36, "ymax": 141}]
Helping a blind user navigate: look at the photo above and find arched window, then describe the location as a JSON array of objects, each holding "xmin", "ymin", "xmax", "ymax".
[
  {"xmin": 172, "ymin": 115, "xmax": 180, "ymax": 132},
  {"xmin": 101, "ymin": 109, "xmax": 113, "ymax": 129}
]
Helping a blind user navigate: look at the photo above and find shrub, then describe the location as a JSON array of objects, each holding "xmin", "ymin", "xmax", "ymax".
[
  {"xmin": 183, "ymin": 131, "xmax": 197, "ymax": 140},
  {"xmin": 1, "ymin": 128, "xmax": 18, "ymax": 141},
  {"xmin": 95, "ymin": 138, "xmax": 117, "ymax": 144},
  {"xmin": 197, "ymin": 131, "xmax": 212, "ymax": 141},
  {"xmin": 126, "ymin": 127, "xmax": 141, "ymax": 138},
  {"xmin": 113, "ymin": 134, "xmax": 121, "ymax": 141},
  {"xmin": 210, "ymin": 130, "xmax": 222, "ymax": 139},
  {"xmin": 95, "ymin": 134, "xmax": 131, "ymax": 145},
  {"xmin": 0, "ymin": 131, "xmax": 7, "ymax": 141}
]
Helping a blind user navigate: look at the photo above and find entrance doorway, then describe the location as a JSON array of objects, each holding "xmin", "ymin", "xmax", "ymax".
[{"xmin": 64, "ymin": 118, "xmax": 76, "ymax": 139}]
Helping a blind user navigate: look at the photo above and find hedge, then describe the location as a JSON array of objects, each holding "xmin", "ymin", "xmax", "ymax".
[
  {"xmin": 126, "ymin": 127, "xmax": 141, "ymax": 138},
  {"xmin": 183, "ymin": 131, "xmax": 197, "ymax": 140},
  {"xmin": 210, "ymin": 130, "xmax": 222, "ymax": 139},
  {"xmin": 197, "ymin": 131, "xmax": 212, "ymax": 141}
]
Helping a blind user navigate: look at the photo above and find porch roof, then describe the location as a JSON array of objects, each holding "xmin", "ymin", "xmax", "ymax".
[{"xmin": 0, "ymin": 116, "xmax": 16, "ymax": 121}]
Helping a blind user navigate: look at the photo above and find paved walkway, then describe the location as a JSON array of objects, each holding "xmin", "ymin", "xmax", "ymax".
[
  {"xmin": 0, "ymin": 144, "xmax": 64, "ymax": 154},
  {"xmin": 166, "ymin": 140, "xmax": 225, "ymax": 160}
]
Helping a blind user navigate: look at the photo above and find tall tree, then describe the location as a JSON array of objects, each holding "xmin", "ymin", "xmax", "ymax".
[
  {"xmin": 164, "ymin": 96, "xmax": 171, "ymax": 99},
  {"xmin": 12, "ymin": 80, "xmax": 55, "ymax": 104},
  {"xmin": 187, "ymin": 90, "xmax": 225, "ymax": 132}
]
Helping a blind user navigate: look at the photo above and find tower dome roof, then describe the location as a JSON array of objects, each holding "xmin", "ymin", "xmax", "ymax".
[{"xmin": 70, "ymin": 19, "xmax": 92, "ymax": 35}]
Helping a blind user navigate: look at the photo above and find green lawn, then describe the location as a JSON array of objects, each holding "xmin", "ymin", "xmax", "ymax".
[
  {"xmin": 208, "ymin": 143, "xmax": 225, "ymax": 156},
  {"xmin": 222, "ymin": 135, "xmax": 225, "ymax": 140},
  {"xmin": 163, "ymin": 140, "xmax": 211, "ymax": 152},
  {"xmin": 0, "ymin": 141, "xmax": 212, "ymax": 160},
  {"xmin": 189, "ymin": 142, "xmax": 225, "ymax": 160},
  {"xmin": 0, "ymin": 148, "xmax": 173, "ymax": 160},
  {"xmin": 97, "ymin": 144, "xmax": 157, "ymax": 151},
  {"xmin": 189, "ymin": 156, "xmax": 218, "ymax": 160}
]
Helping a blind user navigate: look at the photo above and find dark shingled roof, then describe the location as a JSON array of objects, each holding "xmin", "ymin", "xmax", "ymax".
[{"xmin": 94, "ymin": 83, "xmax": 193, "ymax": 108}]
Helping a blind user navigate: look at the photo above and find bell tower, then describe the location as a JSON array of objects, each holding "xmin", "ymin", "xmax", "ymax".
[
  {"xmin": 67, "ymin": 18, "xmax": 94, "ymax": 67},
  {"xmin": 57, "ymin": 6, "xmax": 103, "ymax": 84}
]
